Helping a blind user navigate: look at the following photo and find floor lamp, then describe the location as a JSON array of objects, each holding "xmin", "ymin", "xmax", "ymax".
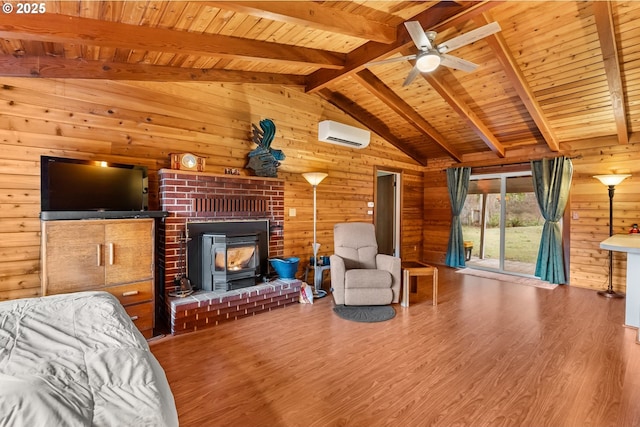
[
  {"xmin": 302, "ymin": 172, "xmax": 328, "ymax": 298},
  {"xmin": 593, "ymin": 174, "xmax": 631, "ymax": 298}
]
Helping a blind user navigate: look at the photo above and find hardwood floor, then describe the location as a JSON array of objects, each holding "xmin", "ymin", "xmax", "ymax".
[{"xmin": 150, "ymin": 266, "xmax": 640, "ymax": 427}]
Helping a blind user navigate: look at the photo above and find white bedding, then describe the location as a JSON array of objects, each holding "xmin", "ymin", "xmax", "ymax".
[{"xmin": 0, "ymin": 291, "xmax": 178, "ymax": 427}]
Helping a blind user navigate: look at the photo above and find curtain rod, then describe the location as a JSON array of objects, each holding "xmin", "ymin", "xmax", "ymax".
[{"xmin": 443, "ymin": 154, "xmax": 582, "ymax": 171}]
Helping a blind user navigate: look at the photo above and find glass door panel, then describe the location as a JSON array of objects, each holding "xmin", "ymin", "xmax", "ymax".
[
  {"xmin": 504, "ymin": 176, "xmax": 544, "ymax": 275},
  {"xmin": 462, "ymin": 178, "xmax": 501, "ymax": 270}
]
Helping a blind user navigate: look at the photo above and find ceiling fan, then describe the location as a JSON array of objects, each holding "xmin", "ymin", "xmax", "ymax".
[{"xmin": 367, "ymin": 21, "xmax": 501, "ymax": 86}]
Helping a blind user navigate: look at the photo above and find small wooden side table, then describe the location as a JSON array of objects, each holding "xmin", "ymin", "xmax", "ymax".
[{"xmin": 401, "ymin": 261, "xmax": 438, "ymax": 307}]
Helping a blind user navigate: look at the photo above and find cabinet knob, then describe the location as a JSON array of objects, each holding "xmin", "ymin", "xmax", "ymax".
[
  {"xmin": 130, "ymin": 315, "xmax": 139, "ymax": 321},
  {"xmin": 122, "ymin": 290, "xmax": 139, "ymax": 297}
]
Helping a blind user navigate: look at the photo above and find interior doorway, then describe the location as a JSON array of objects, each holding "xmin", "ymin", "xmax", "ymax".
[{"xmin": 375, "ymin": 169, "xmax": 401, "ymax": 257}]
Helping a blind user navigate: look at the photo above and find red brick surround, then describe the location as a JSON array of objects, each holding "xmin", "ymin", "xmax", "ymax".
[{"xmin": 157, "ymin": 169, "xmax": 286, "ymax": 333}]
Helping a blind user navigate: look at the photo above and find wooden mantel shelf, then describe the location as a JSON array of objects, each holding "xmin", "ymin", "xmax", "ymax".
[{"xmin": 158, "ymin": 168, "xmax": 283, "ymax": 182}]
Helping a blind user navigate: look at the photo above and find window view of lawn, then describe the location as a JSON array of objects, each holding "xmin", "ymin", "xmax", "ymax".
[{"xmin": 462, "ymin": 225, "xmax": 542, "ymax": 263}]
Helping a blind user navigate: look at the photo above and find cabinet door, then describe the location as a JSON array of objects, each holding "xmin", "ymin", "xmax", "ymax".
[
  {"xmin": 42, "ymin": 221, "xmax": 106, "ymax": 294},
  {"xmin": 104, "ymin": 220, "xmax": 154, "ymax": 285}
]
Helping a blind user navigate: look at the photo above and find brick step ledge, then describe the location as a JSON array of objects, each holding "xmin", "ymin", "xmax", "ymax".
[{"xmin": 168, "ymin": 279, "xmax": 302, "ymax": 335}]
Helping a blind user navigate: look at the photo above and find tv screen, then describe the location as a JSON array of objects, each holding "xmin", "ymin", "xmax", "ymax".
[{"xmin": 41, "ymin": 156, "xmax": 147, "ymax": 212}]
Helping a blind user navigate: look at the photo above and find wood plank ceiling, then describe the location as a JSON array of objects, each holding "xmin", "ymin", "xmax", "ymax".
[{"xmin": 0, "ymin": 1, "xmax": 637, "ymax": 166}]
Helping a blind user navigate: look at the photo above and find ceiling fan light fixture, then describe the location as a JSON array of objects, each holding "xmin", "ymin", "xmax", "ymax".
[{"xmin": 415, "ymin": 52, "xmax": 441, "ymax": 72}]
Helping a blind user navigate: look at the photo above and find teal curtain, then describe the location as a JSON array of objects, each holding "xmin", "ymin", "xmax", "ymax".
[
  {"xmin": 445, "ymin": 167, "xmax": 471, "ymax": 268},
  {"xmin": 531, "ymin": 157, "xmax": 573, "ymax": 284}
]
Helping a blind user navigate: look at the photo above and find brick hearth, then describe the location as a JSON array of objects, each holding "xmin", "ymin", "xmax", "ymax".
[
  {"xmin": 169, "ymin": 279, "xmax": 301, "ymax": 335},
  {"xmin": 158, "ymin": 169, "xmax": 287, "ymax": 334}
]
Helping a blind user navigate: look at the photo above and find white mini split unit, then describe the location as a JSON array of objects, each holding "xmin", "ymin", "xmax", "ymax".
[{"xmin": 318, "ymin": 120, "xmax": 371, "ymax": 149}]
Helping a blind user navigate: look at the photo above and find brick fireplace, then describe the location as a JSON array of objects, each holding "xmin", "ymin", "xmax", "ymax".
[{"xmin": 157, "ymin": 169, "xmax": 300, "ymax": 334}]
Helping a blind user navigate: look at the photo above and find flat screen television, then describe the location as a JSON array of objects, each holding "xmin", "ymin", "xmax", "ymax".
[{"xmin": 41, "ymin": 155, "xmax": 148, "ymax": 213}]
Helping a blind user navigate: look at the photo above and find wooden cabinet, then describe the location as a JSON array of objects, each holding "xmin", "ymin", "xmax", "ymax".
[{"xmin": 41, "ymin": 218, "xmax": 155, "ymax": 338}]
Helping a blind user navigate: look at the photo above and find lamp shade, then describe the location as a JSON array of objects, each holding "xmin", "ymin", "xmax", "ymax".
[
  {"xmin": 593, "ymin": 174, "xmax": 631, "ymax": 187},
  {"xmin": 302, "ymin": 172, "xmax": 328, "ymax": 186},
  {"xmin": 416, "ymin": 52, "xmax": 441, "ymax": 72}
]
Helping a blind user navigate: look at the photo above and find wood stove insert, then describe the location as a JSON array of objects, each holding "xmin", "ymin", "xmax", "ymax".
[
  {"xmin": 186, "ymin": 220, "xmax": 270, "ymax": 291},
  {"xmin": 201, "ymin": 233, "xmax": 260, "ymax": 291}
]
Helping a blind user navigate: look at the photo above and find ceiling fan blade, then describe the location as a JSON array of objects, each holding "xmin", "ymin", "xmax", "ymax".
[
  {"xmin": 440, "ymin": 54, "xmax": 478, "ymax": 72},
  {"xmin": 404, "ymin": 21, "xmax": 432, "ymax": 50},
  {"xmin": 366, "ymin": 54, "xmax": 417, "ymax": 67},
  {"xmin": 402, "ymin": 65, "xmax": 422, "ymax": 87},
  {"xmin": 437, "ymin": 21, "xmax": 501, "ymax": 53}
]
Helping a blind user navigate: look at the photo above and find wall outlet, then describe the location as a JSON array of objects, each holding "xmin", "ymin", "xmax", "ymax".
[
  {"xmin": 367, "ymin": 201, "xmax": 374, "ymax": 208},
  {"xmin": 367, "ymin": 210, "xmax": 373, "ymax": 215},
  {"xmin": 289, "ymin": 208, "xmax": 297, "ymax": 217}
]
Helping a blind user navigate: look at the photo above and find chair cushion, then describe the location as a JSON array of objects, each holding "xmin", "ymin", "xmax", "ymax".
[{"xmin": 345, "ymin": 269, "xmax": 392, "ymax": 289}]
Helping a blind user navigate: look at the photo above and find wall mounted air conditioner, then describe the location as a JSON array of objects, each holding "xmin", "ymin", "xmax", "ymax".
[{"xmin": 318, "ymin": 120, "xmax": 370, "ymax": 149}]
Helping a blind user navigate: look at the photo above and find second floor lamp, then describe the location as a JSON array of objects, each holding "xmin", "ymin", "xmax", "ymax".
[{"xmin": 593, "ymin": 174, "xmax": 631, "ymax": 298}]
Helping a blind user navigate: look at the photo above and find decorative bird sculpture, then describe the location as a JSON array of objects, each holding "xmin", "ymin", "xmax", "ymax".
[{"xmin": 246, "ymin": 118, "xmax": 285, "ymax": 177}]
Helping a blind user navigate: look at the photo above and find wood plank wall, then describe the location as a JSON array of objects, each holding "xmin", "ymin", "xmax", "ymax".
[
  {"xmin": 2, "ymin": 76, "xmax": 634, "ymax": 300},
  {"xmin": 423, "ymin": 139, "xmax": 640, "ymax": 293},
  {"xmin": 0, "ymin": 78, "xmax": 423, "ymax": 301}
]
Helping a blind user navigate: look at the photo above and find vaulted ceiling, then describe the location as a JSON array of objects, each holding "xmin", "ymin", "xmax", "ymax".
[{"xmin": 0, "ymin": 1, "xmax": 638, "ymax": 166}]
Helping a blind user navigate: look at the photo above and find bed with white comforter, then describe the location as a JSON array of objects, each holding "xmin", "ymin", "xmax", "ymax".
[{"xmin": 0, "ymin": 291, "xmax": 178, "ymax": 427}]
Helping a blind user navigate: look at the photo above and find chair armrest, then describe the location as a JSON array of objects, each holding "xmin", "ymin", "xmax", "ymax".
[
  {"xmin": 376, "ymin": 254, "xmax": 400, "ymax": 274},
  {"xmin": 330, "ymin": 254, "xmax": 346, "ymax": 305},
  {"xmin": 376, "ymin": 254, "xmax": 401, "ymax": 303}
]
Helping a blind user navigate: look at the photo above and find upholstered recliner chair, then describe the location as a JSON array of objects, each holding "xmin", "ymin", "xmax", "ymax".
[{"xmin": 330, "ymin": 222, "xmax": 401, "ymax": 306}]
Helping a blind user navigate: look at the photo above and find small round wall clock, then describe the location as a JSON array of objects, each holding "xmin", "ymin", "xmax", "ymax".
[{"xmin": 170, "ymin": 153, "xmax": 205, "ymax": 171}]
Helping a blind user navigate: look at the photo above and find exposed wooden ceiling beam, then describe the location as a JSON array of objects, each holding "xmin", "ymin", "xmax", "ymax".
[
  {"xmin": 0, "ymin": 14, "xmax": 345, "ymax": 70},
  {"xmin": 593, "ymin": 1, "xmax": 629, "ymax": 145},
  {"xmin": 476, "ymin": 13, "xmax": 560, "ymax": 152},
  {"xmin": 421, "ymin": 69, "xmax": 505, "ymax": 157},
  {"xmin": 317, "ymin": 89, "xmax": 427, "ymax": 166},
  {"xmin": 206, "ymin": 1, "xmax": 397, "ymax": 44},
  {"xmin": 0, "ymin": 55, "xmax": 306, "ymax": 84},
  {"xmin": 352, "ymin": 69, "xmax": 463, "ymax": 162},
  {"xmin": 306, "ymin": 1, "xmax": 502, "ymax": 93}
]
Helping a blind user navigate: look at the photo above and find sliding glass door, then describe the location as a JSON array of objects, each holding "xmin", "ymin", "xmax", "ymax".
[{"xmin": 461, "ymin": 171, "xmax": 544, "ymax": 276}]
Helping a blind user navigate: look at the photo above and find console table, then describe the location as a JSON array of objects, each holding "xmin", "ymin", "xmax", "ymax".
[{"xmin": 600, "ymin": 234, "xmax": 640, "ymax": 328}]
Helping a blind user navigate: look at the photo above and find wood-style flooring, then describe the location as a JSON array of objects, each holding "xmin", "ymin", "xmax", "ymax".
[{"xmin": 149, "ymin": 266, "xmax": 640, "ymax": 427}]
